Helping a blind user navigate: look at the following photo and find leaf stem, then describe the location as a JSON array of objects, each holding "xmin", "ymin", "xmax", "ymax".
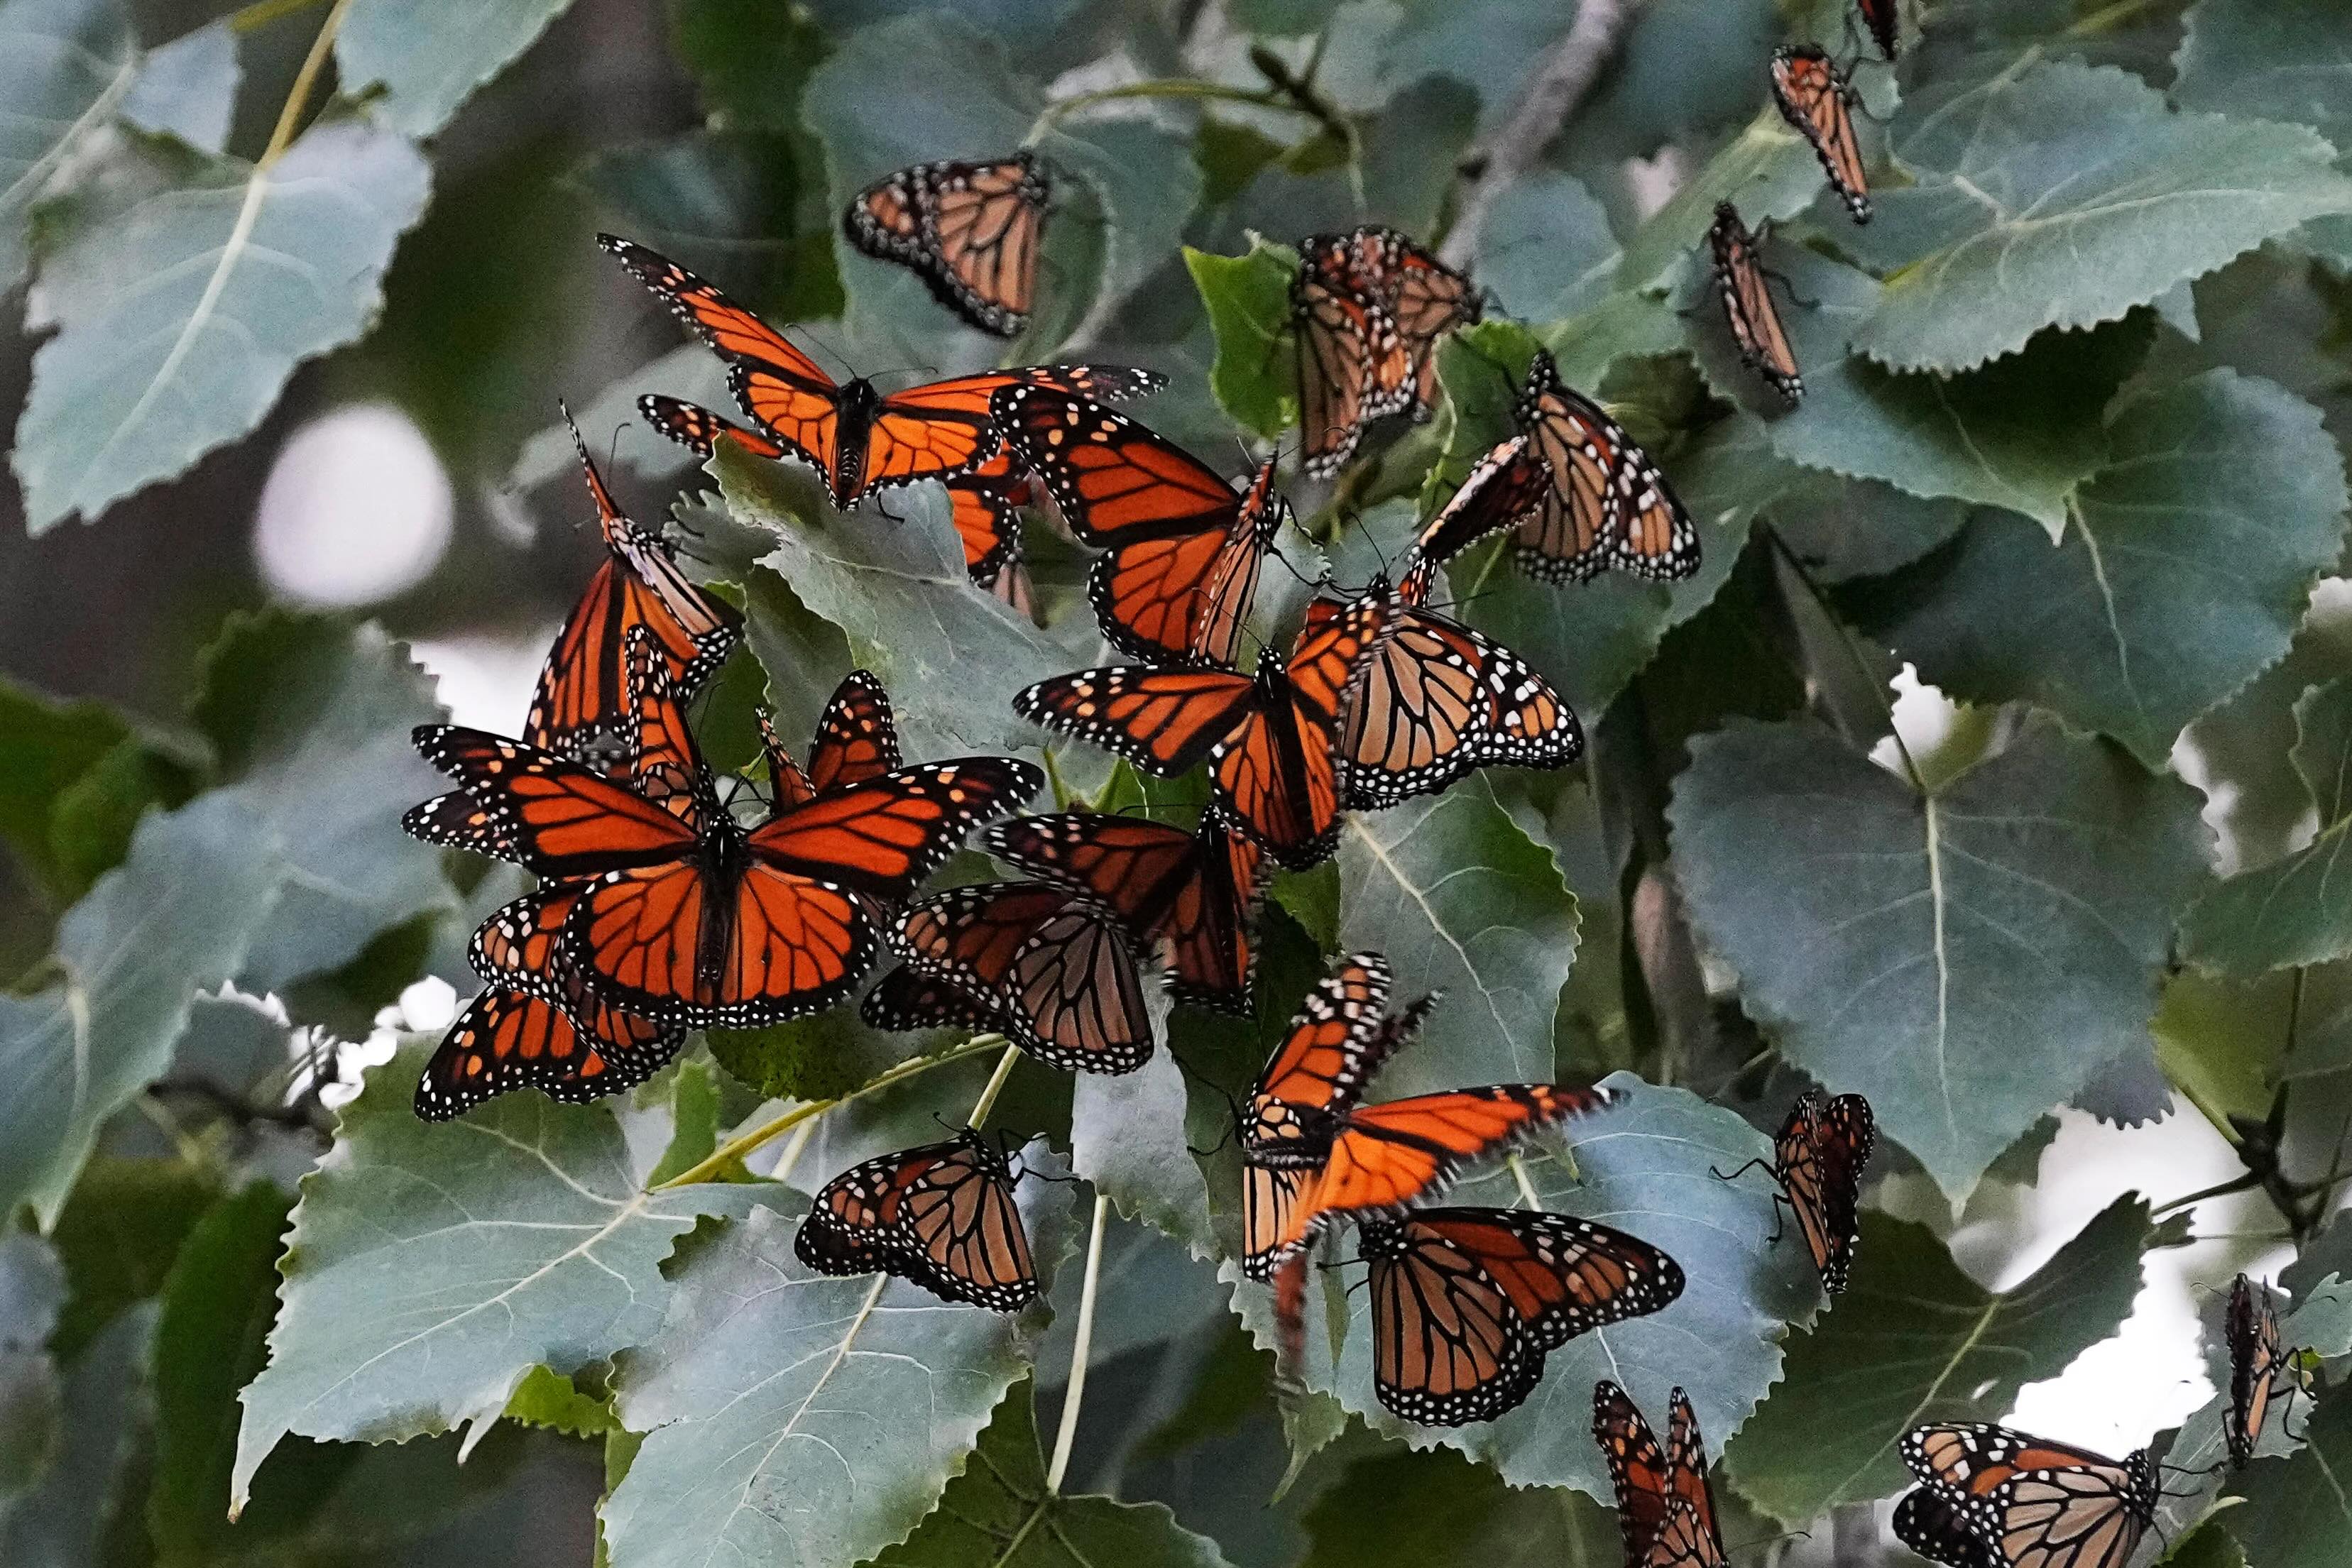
[
  {"xmin": 651, "ymin": 1035, "xmax": 1006, "ymax": 1190},
  {"xmin": 1509, "ymin": 1153, "xmax": 1542, "ymax": 1210},
  {"xmin": 229, "ymin": 0, "xmax": 325, "ymax": 35},
  {"xmin": 1762, "ymin": 523, "xmax": 1928, "ymax": 796},
  {"xmin": 968, "ymin": 1041, "xmax": 1023, "ymax": 1129},
  {"xmin": 260, "ymin": 0, "xmax": 356, "ymax": 170},
  {"xmin": 1045, "ymin": 1191, "xmax": 1110, "ymax": 1496}
]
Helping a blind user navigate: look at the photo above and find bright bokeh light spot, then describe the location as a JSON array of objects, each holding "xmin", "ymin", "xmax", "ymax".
[{"xmin": 254, "ymin": 404, "xmax": 453, "ymax": 606}]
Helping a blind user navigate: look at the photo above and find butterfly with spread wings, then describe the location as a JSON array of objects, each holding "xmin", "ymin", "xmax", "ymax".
[
  {"xmin": 1595, "ymin": 1382, "xmax": 1729, "ymax": 1568},
  {"xmin": 843, "ymin": 152, "xmax": 1048, "ymax": 338},
  {"xmin": 1240, "ymin": 956, "xmax": 1617, "ymax": 1277},
  {"xmin": 1717, "ymin": 1090, "xmax": 1875, "ymax": 1293},
  {"xmin": 1512, "ymin": 350, "xmax": 1700, "ymax": 583},
  {"xmin": 794, "ymin": 1129, "xmax": 1039, "ymax": 1310},
  {"xmin": 601, "ymin": 234, "xmax": 1157, "ymax": 510},
  {"xmin": 639, "ymin": 393, "xmax": 1040, "ymax": 612},
  {"xmin": 864, "ymin": 881, "xmax": 1153, "ymax": 1074},
  {"xmin": 1706, "ymin": 204, "xmax": 1803, "ymax": 402},
  {"xmin": 1896, "ymin": 1425, "xmax": 2158, "ymax": 1568},
  {"xmin": 1359, "ymin": 1209, "xmax": 1683, "ymax": 1426},
  {"xmin": 1012, "ymin": 594, "xmax": 1385, "ymax": 870},
  {"xmin": 412, "ymin": 647, "xmax": 1038, "ymax": 1029},
  {"xmin": 1771, "ymin": 47, "xmax": 1870, "ymax": 224},
  {"xmin": 996, "ymin": 385, "xmax": 1284, "ymax": 665},
  {"xmin": 522, "ymin": 407, "xmax": 740, "ymax": 776},
  {"xmin": 984, "ymin": 810, "xmax": 1262, "ymax": 1011}
]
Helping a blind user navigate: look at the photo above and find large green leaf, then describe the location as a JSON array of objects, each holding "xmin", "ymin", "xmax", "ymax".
[
  {"xmin": 1724, "ymin": 1199, "xmax": 2169, "ymax": 1523},
  {"xmin": 1668, "ymin": 718, "xmax": 2208, "ymax": 1197},
  {"xmin": 0, "ymin": 0, "xmax": 136, "ymax": 292},
  {"xmin": 119, "ymin": 21, "xmax": 236, "ymax": 155},
  {"xmin": 2182, "ymin": 676, "xmax": 2352, "ymax": 973},
  {"xmin": 873, "ymin": 1381, "xmax": 1235, "ymax": 1568},
  {"xmin": 1252, "ymin": 1079, "xmax": 1819, "ymax": 1499},
  {"xmin": 1071, "ymin": 1018, "xmax": 1213, "ymax": 1254},
  {"xmin": 602, "ymin": 1168, "xmax": 1075, "ymax": 1568},
  {"xmin": 0, "ymin": 619, "xmax": 447, "ymax": 1227},
  {"xmin": 231, "ymin": 1038, "xmax": 766, "ymax": 1512},
  {"xmin": 2228, "ymin": 1381, "xmax": 2352, "ymax": 1568},
  {"xmin": 1846, "ymin": 61, "xmax": 2352, "ymax": 373},
  {"xmin": 15, "ymin": 121, "xmax": 431, "ymax": 531},
  {"xmin": 1333, "ymin": 778, "xmax": 1577, "ymax": 1094},
  {"xmin": 1857, "ymin": 371, "xmax": 2348, "ymax": 768},
  {"xmin": 1472, "ymin": 170, "xmax": 1619, "ymax": 324},
  {"xmin": 1298, "ymin": 1443, "xmax": 1621, "ymax": 1568},
  {"xmin": 338, "ymin": 0, "xmax": 583, "ymax": 138},
  {"xmin": 0, "ymin": 1234, "xmax": 64, "ymax": 1503},
  {"xmin": 2174, "ymin": 0, "xmax": 2352, "ymax": 153}
]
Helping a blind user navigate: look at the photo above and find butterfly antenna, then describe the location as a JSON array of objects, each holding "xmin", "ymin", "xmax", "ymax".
[{"xmin": 1710, "ymin": 1156, "xmax": 1776, "ymax": 1185}]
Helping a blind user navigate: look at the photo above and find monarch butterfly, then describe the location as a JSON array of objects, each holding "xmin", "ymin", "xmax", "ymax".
[
  {"xmin": 1595, "ymin": 1383, "xmax": 1728, "ymax": 1568},
  {"xmin": 761, "ymin": 670, "xmax": 903, "ymax": 808},
  {"xmin": 1770, "ymin": 47, "xmax": 1870, "ymax": 224},
  {"xmin": 1384, "ymin": 231, "xmax": 1482, "ymax": 412},
  {"xmin": 1012, "ymin": 594, "xmax": 1385, "ymax": 869},
  {"xmin": 983, "ymin": 810, "xmax": 1262, "ymax": 1011},
  {"xmin": 1512, "ymin": 350, "xmax": 1699, "ymax": 583},
  {"xmin": 794, "ymin": 1129, "xmax": 1039, "ymax": 1310},
  {"xmin": 872, "ymin": 881, "xmax": 1153, "ymax": 1074},
  {"xmin": 640, "ymin": 393, "xmax": 1041, "ymax": 613},
  {"xmin": 413, "ymin": 986, "xmax": 680, "ymax": 1122},
  {"xmin": 1411, "ymin": 436, "xmax": 1557, "ymax": 569},
  {"xmin": 995, "ymin": 385, "xmax": 1281, "ymax": 665},
  {"xmin": 525, "ymin": 408, "xmax": 740, "ymax": 774},
  {"xmin": 1717, "ymin": 1090, "xmax": 1874, "ymax": 1293},
  {"xmin": 1305, "ymin": 569, "xmax": 1582, "ymax": 810},
  {"xmin": 412, "ymin": 656, "xmax": 1039, "ymax": 1029},
  {"xmin": 1706, "ymin": 205, "xmax": 1803, "ymax": 402},
  {"xmin": 843, "ymin": 153, "xmax": 1048, "ymax": 338},
  {"xmin": 1293, "ymin": 231, "xmax": 1412, "ymax": 478},
  {"xmin": 601, "ymin": 234, "xmax": 1157, "ymax": 510},
  {"xmin": 1359, "ymin": 1207, "xmax": 1685, "ymax": 1425},
  {"xmin": 1859, "ymin": 0, "xmax": 1899, "ymax": 59},
  {"xmin": 1895, "ymin": 1424, "xmax": 2157, "ymax": 1568},
  {"xmin": 2226, "ymin": 1273, "xmax": 2294, "ymax": 1469}
]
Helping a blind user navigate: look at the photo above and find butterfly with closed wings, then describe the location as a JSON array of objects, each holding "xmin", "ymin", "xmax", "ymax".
[
  {"xmin": 1511, "ymin": 349, "xmax": 1700, "ymax": 583},
  {"xmin": 1770, "ymin": 46, "xmax": 1870, "ymax": 224},
  {"xmin": 1715, "ymin": 1090, "xmax": 1876, "ymax": 1293},
  {"xmin": 1896, "ymin": 1423, "xmax": 2160, "ymax": 1568},
  {"xmin": 843, "ymin": 151, "xmax": 1049, "ymax": 338},
  {"xmin": 1595, "ymin": 1382, "xmax": 1729, "ymax": 1568},
  {"xmin": 1706, "ymin": 204, "xmax": 1803, "ymax": 402}
]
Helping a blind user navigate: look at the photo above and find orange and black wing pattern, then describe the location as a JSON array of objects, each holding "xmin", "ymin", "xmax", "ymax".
[
  {"xmin": 1514, "ymin": 350, "xmax": 1698, "ymax": 583},
  {"xmin": 409, "ymin": 725, "xmax": 702, "ymax": 881},
  {"xmin": 1383, "ymin": 232, "xmax": 1481, "ymax": 413},
  {"xmin": 1771, "ymin": 47, "xmax": 1869, "ymax": 223},
  {"xmin": 1596, "ymin": 1384, "xmax": 1729, "ymax": 1568},
  {"xmin": 1206, "ymin": 596, "xmax": 1384, "ymax": 868},
  {"xmin": 1411, "ymin": 436, "xmax": 1555, "ymax": 570},
  {"xmin": 1859, "ymin": 0, "xmax": 1899, "ymax": 59},
  {"xmin": 794, "ymin": 1129, "xmax": 1038, "ymax": 1310},
  {"xmin": 1244, "ymin": 953, "xmax": 1409, "ymax": 1162},
  {"xmin": 997, "ymin": 384, "xmax": 1240, "ymax": 546},
  {"xmin": 415, "ymin": 987, "xmax": 679, "ymax": 1122},
  {"xmin": 844, "ymin": 153, "xmax": 1048, "ymax": 338},
  {"xmin": 1014, "ymin": 663, "xmax": 1257, "ymax": 777},
  {"xmin": 638, "ymin": 394, "xmax": 787, "ymax": 461},
  {"xmin": 806, "ymin": 671, "xmax": 904, "ymax": 795},
  {"xmin": 1896, "ymin": 1425, "xmax": 2157, "ymax": 1568},
  {"xmin": 1088, "ymin": 455, "xmax": 1286, "ymax": 667},
  {"xmin": 1707, "ymin": 205, "xmax": 1802, "ymax": 401},
  {"xmin": 2226, "ymin": 1274, "xmax": 2285, "ymax": 1469},
  {"xmin": 748, "ymin": 757, "xmax": 1041, "ymax": 897},
  {"xmin": 946, "ymin": 449, "xmax": 1036, "ymax": 610},
  {"xmin": 1294, "ymin": 232, "xmax": 1411, "ymax": 478},
  {"xmin": 1772, "ymin": 1090, "xmax": 1875, "ymax": 1293}
]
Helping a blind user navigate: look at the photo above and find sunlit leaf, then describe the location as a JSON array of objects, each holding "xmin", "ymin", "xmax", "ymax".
[
  {"xmin": 1185, "ymin": 239, "xmax": 1297, "ymax": 441},
  {"xmin": 119, "ymin": 21, "xmax": 235, "ymax": 154}
]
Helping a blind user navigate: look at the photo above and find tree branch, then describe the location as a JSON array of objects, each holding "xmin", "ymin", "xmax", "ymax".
[{"xmin": 1440, "ymin": 0, "xmax": 1639, "ymax": 268}]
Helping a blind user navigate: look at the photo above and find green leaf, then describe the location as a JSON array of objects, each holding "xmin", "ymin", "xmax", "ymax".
[
  {"xmin": 1298, "ymin": 1444, "xmax": 1634, "ymax": 1568},
  {"xmin": 46, "ymin": 1156, "xmax": 219, "ymax": 1359},
  {"xmin": 1071, "ymin": 1017, "xmax": 1213, "ymax": 1252},
  {"xmin": 230, "ymin": 1037, "xmax": 768, "ymax": 1513},
  {"xmin": 507, "ymin": 342, "xmax": 737, "ymax": 493},
  {"xmin": 2151, "ymin": 969, "xmax": 2292, "ymax": 1131},
  {"xmin": 711, "ymin": 441, "xmax": 1100, "ymax": 769},
  {"xmin": 1184, "ymin": 240, "xmax": 1297, "ymax": 441},
  {"xmin": 1724, "ymin": 1197, "xmax": 2169, "ymax": 1523},
  {"xmin": 0, "ymin": 0, "xmax": 137, "ymax": 292},
  {"xmin": 2184, "ymin": 596, "xmax": 2352, "ymax": 882},
  {"xmin": 1259, "ymin": 1079, "xmax": 1819, "ymax": 1499},
  {"xmin": 645, "ymin": 1058, "xmax": 723, "ymax": 1189},
  {"xmin": 119, "ymin": 21, "xmax": 236, "ymax": 154},
  {"xmin": 1612, "ymin": 105, "xmax": 1829, "ymax": 292},
  {"xmin": 2175, "ymin": 0, "xmax": 2352, "ymax": 153},
  {"xmin": 1847, "ymin": 61, "xmax": 2352, "ymax": 373},
  {"xmin": 1859, "ymin": 371, "xmax": 2348, "ymax": 767},
  {"xmin": 602, "ymin": 1170, "xmax": 1075, "ymax": 1568},
  {"xmin": 874, "ymin": 1380, "xmax": 1235, "ymax": 1568},
  {"xmin": 0, "ymin": 675, "xmax": 193, "ymax": 906},
  {"xmin": 1669, "ymin": 718, "xmax": 2209, "ymax": 1197},
  {"xmin": 0, "ymin": 1300, "xmax": 151, "ymax": 1563},
  {"xmin": 575, "ymin": 131, "xmax": 821, "ymax": 307},
  {"xmin": 337, "ymin": 0, "xmax": 584, "ymax": 138},
  {"xmin": 15, "ymin": 121, "xmax": 431, "ymax": 530},
  {"xmin": 1472, "ymin": 171, "xmax": 1620, "ymax": 324},
  {"xmin": 2184, "ymin": 676, "xmax": 2352, "ymax": 973},
  {"xmin": 706, "ymin": 1007, "xmax": 924, "ymax": 1104},
  {"xmin": 501, "ymin": 1364, "xmax": 616, "ymax": 1437},
  {"xmin": 2227, "ymin": 1378, "xmax": 2352, "ymax": 1568},
  {"xmin": 0, "ymin": 1234, "xmax": 65, "ymax": 1503},
  {"xmin": 668, "ymin": 0, "xmax": 833, "ymax": 131},
  {"xmin": 1334, "ymin": 778, "xmax": 1577, "ymax": 1093}
]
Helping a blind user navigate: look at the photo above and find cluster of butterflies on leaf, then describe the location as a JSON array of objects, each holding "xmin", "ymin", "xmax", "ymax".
[{"xmin": 387, "ymin": 0, "xmax": 2323, "ymax": 1552}]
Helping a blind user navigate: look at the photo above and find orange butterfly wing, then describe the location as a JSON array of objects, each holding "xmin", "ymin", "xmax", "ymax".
[
  {"xmin": 844, "ymin": 154, "xmax": 1047, "ymax": 337},
  {"xmin": 415, "ymin": 987, "xmax": 678, "ymax": 1121},
  {"xmin": 1771, "ymin": 47, "xmax": 1870, "ymax": 222},
  {"xmin": 1707, "ymin": 205, "xmax": 1803, "ymax": 400},
  {"xmin": 806, "ymin": 671, "xmax": 903, "ymax": 794},
  {"xmin": 410, "ymin": 727, "xmax": 700, "ymax": 879}
]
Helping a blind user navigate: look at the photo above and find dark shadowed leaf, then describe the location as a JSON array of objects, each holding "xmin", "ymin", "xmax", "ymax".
[
  {"xmin": 1724, "ymin": 1198, "xmax": 2171, "ymax": 1523},
  {"xmin": 0, "ymin": 1301, "xmax": 151, "ymax": 1563},
  {"xmin": 337, "ymin": 0, "xmax": 583, "ymax": 138},
  {"xmin": 231, "ymin": 1038, "xmax": 766, "ymax": 1512},
  {"xmin": 45, "ymin": 1156, "xmax": 219, "ymax": 1359},
  {"xmin": 15, "ymin": 121, "xmax": 430, "ymax": 530},
  {"xmin": 2183, "ymin": 676, "xmax": 2352, "ymax": 973},
  {"xmin": 1669, "ymin": 718, "xmax": 2208, "ymax": 1197},
  {"xmin": 2226, "ymin": 1379, "xmax": 2352, "ymax": 1568},
  {"xmin": 1071, "ymin": 1000, "xmax": 1212, "ymax": 1252},
  {"xmin": 0, "ymin": 1235, "xmax": 64, "ymax": 1503}
]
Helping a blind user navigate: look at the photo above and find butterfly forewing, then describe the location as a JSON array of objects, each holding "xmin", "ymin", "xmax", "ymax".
[{"xmin": 1770, "ymin": 47, "xmax": 1870, "ymax": 223}]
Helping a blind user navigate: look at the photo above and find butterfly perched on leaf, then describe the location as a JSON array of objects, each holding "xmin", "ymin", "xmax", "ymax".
[
  {"xmin": 1239, "ymin": 953, "xmax": 1614, "ymax": 1276},
  {"xmin": 1771, "ymin": 46, "xmax": 1870, "ymax": 224},
  {"xmin": 984, "ymin": 809, "xmax": 1262, "ymax": 1011},
  {"xmin": 1895, "ymin": 1424, "xmax": 2158, "ymax": 1568},
  {"xmin": 1718, "ymin": 1090, "xmax": 1875, "ymax": 1293},
  {"xmin": 1512, "ymin": 350, "xmax": 1699, "ymax": 583},
  {"xmin": 601, "ymin": 234, "xmax": 1158, "ymax": 510},
  {"xmin": 865, "ymin": 880, "xmax": 1153, "ymax": 1074},
  {"xmin": 1859, "ymin": 0, "xmax": 1900, "ymax": 59},
  {"xmin": 523, "ymin": 407, "xmax": 739, "ymax": 777},
  {"xmin": 1012, "ymin": 593, "xmax": 1386, "ymax": 870},
  {"xmin": 995, "ymin": 385, "xmax": 1284, "ymax": 666},
  {"xmin": 1706, "ymin": 204, "xmax": 1803, "ymax": 402},
  {"xmin": 1595, "ymin": 1382, "xmax": 1728, "ymax": 1568},
  {"xmin": 640, "ymin": 393, "xmax": 1042, "ymax": 613},
  {"xmin": 794, "ymin": 1129, "xmax": 1039, "ymax": 1310},
  {"xmin": 1292, "ymin": 226, "xmax": 1479, "ymax": 477},
  {"xmin": 2226, "ymin": 1273, "xmax": 2300, "ymax": 1469},
  {"xmin": 843, "ymin": 152, "xmax": 1048, "ymax": 338},
  {"xmin": 1357, "ymin": 1208, "xmax": 1683, "ymax": 1426}
]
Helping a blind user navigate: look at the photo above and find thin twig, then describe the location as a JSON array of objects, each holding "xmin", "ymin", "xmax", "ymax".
[
  {"xmin": 1440, "ymin": 0, "xmax": 1637, "ymax": 268},
  {"xmin": 1046, "ymin": 1193, "xmax": 1111, "ymax": 1495},
  {"xmin": 967, "ymin": 1041, "xmax": 1023, "ymax": 1129},
  {"xmin": 260, "ymin": 0, "xmax": 356, "ymax": 168}
]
